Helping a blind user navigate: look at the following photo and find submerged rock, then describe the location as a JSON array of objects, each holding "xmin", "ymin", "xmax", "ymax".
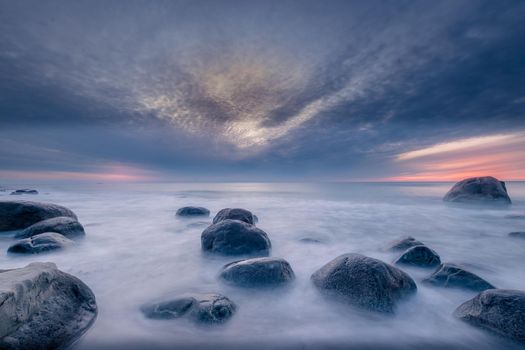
[
  {"xmin": 394, "ymin": 245, "xmax": 441, "ymax": 268},
  {"xmin": 0, "ymin": 200, "xmax": 78, "ymax": 232},
  {"xmin": 8, "ymin": 232, "xmax": 74, "ymax": 254},
  {"xmin": 141, "ymin": 293, "xmax": 236, "ymax": 324},
  {"xmin": 219, "ymin": 257, "xmax": 295, "ymax": 287},
  {"xmin": 299, "ymin": 237, "xmax": 323, "ymax": 244},
  {"xmin": 201, "ymin": 219, "xmax": 271, "ymax": 256},
  {"xmin": 213, "ymin": 208, "xmax": 256, "ymax": 225},
  {"xmin": 454, "ymin": 289, "xmax": 525, "ymax": 343},
  {"xmin": 443, "ymin": 176, "xmax": 511, "ymax": 205},
  {"xmin": 0, "ymin": 262, "xmax": 97, "ymax": 350},
  {"xmin": 423, "ymin": 263, "xmax": 495, "ymax": 292},
  {"xmin": 509, "ymin": 232, "xmax": 525, "ymax": 239},
  {"xmin": 176, "ymin": 206, "xmax": 210, "ymax": 217},
  {"xmin": 311, "ymin": 253, "xmax": 417, "ymax": 313},
  {"xmin": 387, "ymin": 236, "xmax": 424, "ymax": 251},
  {"xmin": 10, "ymin": 189, "xmax": 38, "ymax": 195},
  {"xmin": 15, "ymin": 216, "xmax": 85, "ymax": 239}
]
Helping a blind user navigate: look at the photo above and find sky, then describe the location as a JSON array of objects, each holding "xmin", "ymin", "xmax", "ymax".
[{"xmin": 1, "ymin": 0, "xmax": 524, "ymax": 182}]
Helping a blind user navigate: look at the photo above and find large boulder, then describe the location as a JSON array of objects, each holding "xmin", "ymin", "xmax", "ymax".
[
  {"xmin": 443, "ymin": 176, "xmax": 511, "ymax": 205},
  {"xmin": 0, "ymin": 262, "xmax": 97, "ymax": 349},
  {"xmin": 394, "ymin": 245, "xmax": 441, "ymax": 268},
  {"xmin": 201, "ymin": 219, "xmax": 271, "ymax": 256},
  {"xmin": 213, "ymin": 208, "xmax": 256, "ymax": 225},
  {"xmin": 386, "ymin": 236, "xmax": 424, "ymax": 251},
  {"xmin": 311, "ymin": 253, "xmax": 417, "ymax": 313},
  {"xmin": 8, "ymin": 232, "xmax": 74, "ymax": 254},
  {"xmin": 10, "ymin": 189, "xmax": 38, "ymax": 195},
  {"xmin": 15, "ymin": 216, "xmax": 85, "ymax": 240},
  {"xmin": 0, "ymin": 201, "xmax": 78, "ymax": 232},
  {"xmin": 141, "ymin": 293, "xmax": 236, "ymax": 324},
  {"xmin": 176, "ymin": 206, "xmax": 210, "ymax": 217},
  {"xmin": 423, "ymin": 263, "xmax": 495, "ymax": 292},
  {"xmin": 219, "ymin": 257, "xmax": 295, "ymax": 287},
  {"xmin": 454, "ymin": 289, "xmax": 525, "ymax": 343}
]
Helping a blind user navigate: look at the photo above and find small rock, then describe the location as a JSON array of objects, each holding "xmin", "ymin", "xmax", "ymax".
[
  {"xmin": 443, "ymin": 176, "xmax": 511, "ymax": 205},
  {"xmin": 299, "ymin": 238, "xmax": 323, "ymax": 244},
  {"xmin": 394, "ymin": 245, "xmax": 441, "ymax": 268},
  {"xmin": 10, "ymin": 189, "xmax": 38, "ymax": 195},
  {"xmin": 0, "ymin": 200, "xmax": 78, "ymax": 231},
  {"xmin": 387, "ymin": 236, "xmax": 424, "ymax": 251},
  {"xmin": 15, "ymin": 216, "xmax": 85, "ymax": 239},
  {"xmin": 213, "ymin": 208, "xmax": 256, "ymax": 225},
  {"xmin": 0, "ymin": 262, "xmax": 97, "ymax": 349},
  {"xmin": 8, "ymin": 232, "xmax": 74, "ymax": 254},
  {"xmin": 219, "ymin": 257, "xmax": 295, "ymax": 287},
  {"xmin": 423, "ymin": 263, "xmax": 495, "ymax": 292},
  {"xmin": 311, "ymin": 253, "xmax": 417, "ymax": 313},
  {"xmin": 141, "ymin": 293, "xmax": 236, "ymax": 324},
  {"xmin": 176, "ymin": 206, "xmax": 210, "ymax": 217},
  {"xmin": 505, "ymin": 214, "xmax": 525, "ymax": 220},
  {"xmin": 509, "ymin": 232, "xmax": 525, "ymax": 239},
  {"xmin": 454, "ymin": 289, "xmax": 525, "ymax": 343},
  {"xmin": 201, "ymin": 219, "xmax": 271, "ymax": 256}
]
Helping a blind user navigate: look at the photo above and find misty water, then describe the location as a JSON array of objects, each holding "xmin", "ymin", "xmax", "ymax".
[{"xmin": 1, "ymin": 182, "xmax": 525, "ymax": 349}]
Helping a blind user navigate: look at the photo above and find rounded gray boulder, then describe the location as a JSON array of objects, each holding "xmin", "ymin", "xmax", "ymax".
[
  {"xmin": 454, "ymin": 289, "xmax": 525, "ymax": 343},
  {"xmin": 219, "ymin": 257, "xmax": 295, "ymax": 287},
  {"xmin": 176, "ymin": 206, "xmax": 210, "ymax": 217},
  {"xmin": 311, "ymin": 253, "xmax": 417, "ymax": 313},
  {"xmin": 423, "ymin": 263, "xmax": 495, "ymax": 292},
  {"xmin": 141, "ymin": 293, "xmax": 236, "ymax": 324},
  {"xmin": 8, "ymin": 232, "xmax": 74, "ymax": 254},
  {"xmin": 0, "ymin": 200, "xmax": 78, "ymax": 232},
  {"xmin": 0, "ymin": 262, "xmax": 97, "ymax": 350},
  {"xmin": 394, "ymin": 245, "xmax": 441, "ymax": 268},
  {"xmin": 443, "ymin": 176, "xmax": 511, "ymax": 205},
  {"xmin": 15, "ymin": 216, "xmax": 85, "ymax": 239},
  {"xmin": 387, "ymin": 236, "xmax": 424, "ymax": 251},
  {"xmin": 213, "ymin": 208, "xmax": 256, "ymax": 225},
  {"xmin": 201, "ymin": 219, "xmax": 271, "ymax": 256}
]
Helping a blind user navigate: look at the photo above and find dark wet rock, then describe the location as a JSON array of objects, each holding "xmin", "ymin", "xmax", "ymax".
[
  {"xmin": 253, "ymin": 214, "xmax": 259, "ymax": 223},
  {"xmin": 201, "ymin": 219, "xmax": 271, "ymax": 256},
  {"xmin": 219, "ymin": 257, "xmax": 295, "ymax": 287},
  {"xmin": 10, "ymin": 189, "xmax": 38, "ymax": 195},
  {"xmin": 443, "ymin": 176, "xmax": 511, "ymax": 205},
  {"xmin": 15, "ymin": 216, "xmax": 85, "ymax": 239},
  {"xmin": 0, "ymin": 200, "xmax": 78, "ymax": 232},
  {"xmin": 141, "ymin": 293, "xmax": 236, "ymax": 324},
  {"xmin": 454, "ymin": 289, "xmax": 525, "ymax": 343},
  {"xmin": 387, "ymin": 236, "xmax": 424, "ymax": 251},
  {"xmin": 176, "ymin": 206, "xmax": 210, "ymax": 217},
  {"xmin": 423, "ymin": 263, "xmax": 495, "ymax": 292},
  {"xmin": 0, "ymin": 262, "xmax": 97, "ymax": 350},
  {"xmin": 299, "ymin": 238, "xmax": 323, "ymax": 244},
  {"xmin": 509, "ymin": 232, "xmax": 525, "ymax": 239},
  {"xmin": 311, "ymin": 253, "xmax": 417, "ymax": 313},
  {"xmin": 8, "ymin": 232, "xmax": 74, "ymax": 254},
  {"xmin": 213, "ymin": 208, "xmax": 256, "ymax": 225},
  {"xmin": 394, "ymin": 245, "xmax": 441, "ymax": 267},
  {"xmin": 505, "ymin": 214, "xmax": 525, "ymax": 220}
]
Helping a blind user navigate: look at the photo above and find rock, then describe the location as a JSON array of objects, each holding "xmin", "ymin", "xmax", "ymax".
[
  {"xmin": 443, "ymin": 176, "xmax": 511, "ymax": 205},
  {"xmin": 299, "ymin": 238, "xmax": 323, "ymax": 244},
  {"xmin": 176, "ymin": 206, "xmax": 210, "ymax": 217},
  {"xmin": 387, "ymin": 236, "xmax": 424, "ymax": 251},
  {"xmin": 394, "ymin": 245, "xmax": 441, "ymax": 267},
  {"xmin": 311, "ymin": 253, "xmax": 417, "ymax": 313},
  {"xmin": 0, "ymin": 200, "xmax": 78, "ymax": 232},
  {"xmin": 8, "ymin": 232, "xmax": 74, "ymax": 254},
  {"xmin": 423, "ymin": 263, "xmax": 495, "ymax": 292},
  {"xmin": 213, "ymin": 208, "xmax": 256, "ymax": 225},
  {"xmin": 15, "ymin": 216, "xmax": 85, "ymax": 239},
  {"xmin": 505, "ymin": 214, "xmax": 525, "ymax": 220},
  {"xmin": 509, "ymin": 232, "xmax": 525, "ymax": 239},
  {"xmin": 0, "ymin": 262, "xmax": 97, "ymax": 349},
  {"xmin": 141, "ymin": 293, "xmax": 236, "ymax": 324},
  {"xmin": 219, "ymin": 257, "xmax": 295, "ymax": 287},
  {"xmin": 10, "ymin": 189, "xmax": 38, "ymax": 195},
  {"xmin": 201, "ymin": 219, "xmax": 271, "ymax": 256},
  {"xmin": 454, "ymin": 289, "xmax": 525, "ymax": 343}
]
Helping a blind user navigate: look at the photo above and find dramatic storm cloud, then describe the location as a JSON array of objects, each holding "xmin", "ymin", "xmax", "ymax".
[{"xmin": 1, "ymin": 0, "xmax": 524, "ymax": 181}]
